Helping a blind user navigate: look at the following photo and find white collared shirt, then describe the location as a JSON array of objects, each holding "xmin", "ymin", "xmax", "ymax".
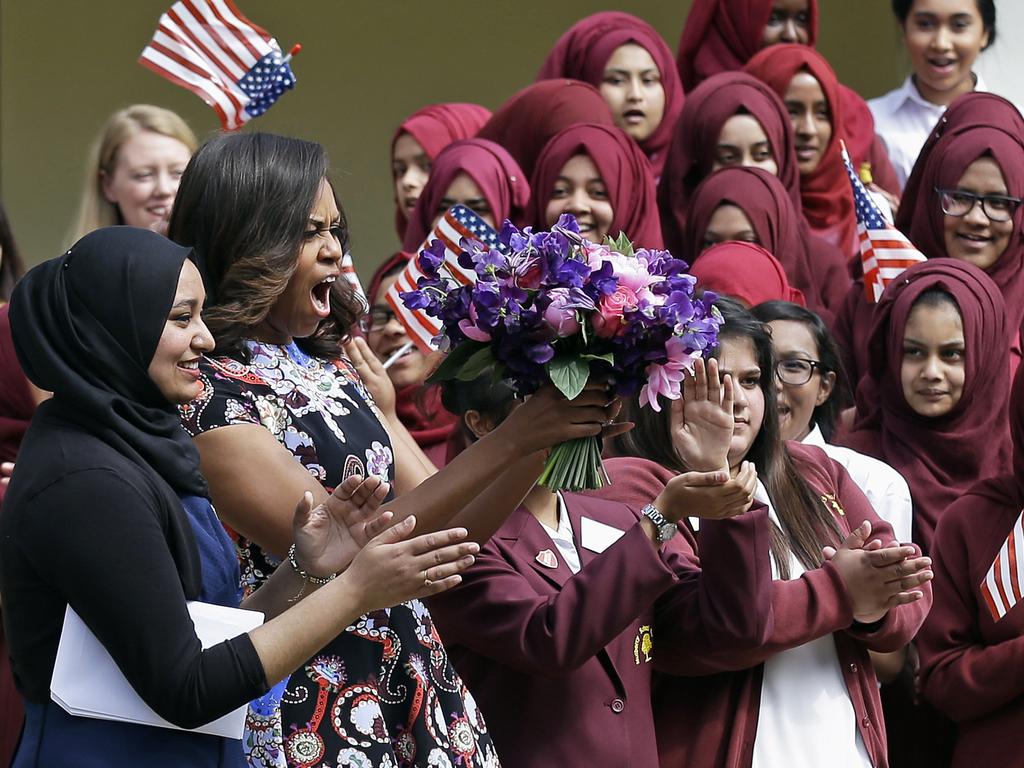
[
  {"xmin": 802, "ymin": 424, "xmax": 914, "ymax": 544},
  {"xmin": 868, "ymin": 73, "xmax": 988, "ymax": 189},
  {"xmin": 751, "ymin": 480, "xmax": 872, "ymax": 768},
  {"xmin": 539, "ymin": 492, "xmax": 582, "ymax": 574}
]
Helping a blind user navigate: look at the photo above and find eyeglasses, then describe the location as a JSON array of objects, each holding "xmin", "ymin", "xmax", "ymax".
[
  {"xmin": 775, "ymin": 357, "xmax": 824, "ymax": 386},
  {"xmin": 360, "ymin": 306, "xmax": 397, "ymax": 333},
  {"xmin": 935, "ymin": 187, "xmax": 1022, "ymax": 223}
]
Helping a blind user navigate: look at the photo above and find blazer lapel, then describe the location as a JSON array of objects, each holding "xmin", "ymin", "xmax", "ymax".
[{"xmin": 499, "ymin": 505, "xmax": 575, "ymax": 589}]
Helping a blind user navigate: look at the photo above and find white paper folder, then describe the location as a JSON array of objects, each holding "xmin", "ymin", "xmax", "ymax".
[{"xmin": 50, "ymin": 601, "xmax": 264, "ymax": 739}]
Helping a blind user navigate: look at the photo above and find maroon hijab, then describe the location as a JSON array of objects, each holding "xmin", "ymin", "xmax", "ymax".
[
  {"xmin": 0, "ymin": 304, "xmax": 36, "ymax": 507},
  {"xmin": 844, "ymin": 259, "xmax": 1011, "ymax": 552},
  {"xmin": 476, "ymin": 80, "xmax": 615, "ymax": 181},
  {"xmin": 744, "ymin": 45, "xmax": 857, "ymax": 255},
  {"xmin": 690, "ymin": 241, "xmax": 805, "ymax": 307},
  {"xmin": 657, "ymin": 71, "xmax": 800, "ymax": 253},
  {"xmin": 391, "ymin": 103, "xmax": 492, "ymax": 239},
  {"xmin": 401, "ymin": 139, "xmax": 530, "ymax": 254},
  {"xmin": 529, "ymin": 123, "xmax": 663, "ymax": 249},
  {"xmin": 676, "ymin": 0, "xmax": 819, "ymax": 91},
  {"xmin": 536, "ymin": 12, "xmax": 684, "ymax": 178}
]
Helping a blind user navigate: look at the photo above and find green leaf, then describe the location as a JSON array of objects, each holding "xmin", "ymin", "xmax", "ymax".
[
  {"xmin": 426, "ymin": 341, "xmax": 487, "ymax": 384},
  {"xmin": 605, "ymin": 231, "xmax": 635, "ymax": 259},
  {"xmin": 547, "ymin": 355, "xmax": 589, "ymax": 400},
  {"xmin": 455, "ymin": 345, "xmax": 497, "ymax": 382},
  {"xmin": 581, "ymin": 352, "xmax": 614, "ymax": 367}
]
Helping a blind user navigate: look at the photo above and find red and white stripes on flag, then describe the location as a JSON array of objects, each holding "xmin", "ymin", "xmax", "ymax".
[
  {"xmin": 139, "ymin": 0, "xmax": 288, "ymax": 130},
  {"xmin": 980, "ymin": 509, "xmax": 1024, "ymax": 622},
  {"xmin": 340, "ymin": 252, "xmax": 365, "ymax": 307},
  {"xmin": 840, "ymin": 142, "xmax": 927, "ymax": 304},
  {"xmin": 383, "ymin": 205, "xmax": 500, "ymax": 353}
]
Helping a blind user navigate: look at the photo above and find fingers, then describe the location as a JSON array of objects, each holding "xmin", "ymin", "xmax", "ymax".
[
  {"xmin": 342, "ymin": 337, "xmax": 366, "ymax": 368},
  {"xmin": 419, "ymin": 543, "xmax": 480, "ymax": 580},
  {"xmin": 677, "ymin": 469, "xmax": 730, "ymax": 487},
  {"xmin": 721, "ymin": 372, "xmax": 734, "ymax": 417},
  {"xmin": 372, "ymin": 514, "xmax": 418, "ymax": 545},
  {"xmin": 882, "ymin": 556, "xmax": 933, "ymax": 587},
  {"xmin": 886, "ymin": 590, "xmax": 926, "ymax": 609},
  {"xmin": 600, "ymin": 421, "xmax": 634, "ymax": 439},
  {"xmin": 822, "ymin": 545, "xmax": 838, "ymax": 560},
  {"xmin": 416, "ymin": 574, "xmax": 465, "ymax": 597},
  {"xmin": 841, "ymin": 520, "xmax": 871, "ymax": 551},
  {"xmin": 706, "ymin": 357, "xmax": 722, "ymax": 407},
  {"xmin": 407, "ymin": 526, "xmax": 470, "ymax": 556},
  {"xmin": 693, "ymin": 357, "xmax": 708, "ymax": 403},
  {"xmin": 346, "ymin": 476, "xmax": 387, "ymax": 509},
  {"xmin": 362, "ymin": 510, "xmax": 395, "ymax": 541},
  {"xmin": 352, "ymin": 336, "xmax": 387, "ymax": 375},
  {"xmin": 865, "ymin": 545, "xmax": 919, "ymax": 568},
  {"xmin": 292, "ymin": 491, "xmax": 314, "ymax": 528}
]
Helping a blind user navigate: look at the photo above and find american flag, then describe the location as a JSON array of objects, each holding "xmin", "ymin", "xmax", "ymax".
[
  {"xmin": 139, "ymin": 0, "xmax": 297, "ymax": 130},
  {"xmin": 980, "ymin": 510, "xmax": 1024, "ymax": 622},
  {"xmin": 385, "ymin": 205, "xmax": 505, "ymax": 353},
  {"xmin": 841, "ymin": 142, "xmax": 926, "ymax": 304},
  {"xmin": 340, "ymin": 252, "xmax": 366, "ymax": 308}
]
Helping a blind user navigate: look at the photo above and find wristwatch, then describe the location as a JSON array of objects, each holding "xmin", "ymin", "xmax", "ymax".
[{"xmin": 641, "ymin": 503, "xmax": 678, "ymax": 543}]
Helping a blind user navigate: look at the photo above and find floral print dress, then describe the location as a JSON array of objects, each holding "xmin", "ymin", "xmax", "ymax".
[{"xmin": 182, "ymin": 340, "xmax": 498, "ymax": 768}]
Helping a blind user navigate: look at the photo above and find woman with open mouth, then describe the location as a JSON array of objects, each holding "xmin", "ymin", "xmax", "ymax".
[
  {"xmin": 535, "ymin": 11, "xmax": 684, "ymax": 179},
  {"xmin": 869, "ymin": 0, "xmax": 997, "ymax": 188},
  {"xmin": 529, "ymin": 122, "xmax": 663, "ymax": 250}
]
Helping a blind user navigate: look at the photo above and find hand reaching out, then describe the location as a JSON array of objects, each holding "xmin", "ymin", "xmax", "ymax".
[
  {"xmin": 674, "ymin": 357, "xmax": 735, "ymax": 473},
  {"xmin": 654, "ymin": 460, "xmax": 758, "ymax": 523},
  {"xmin": 823, "ymin": 521, "xmax": 933, "ymax": 625},
  {"xmin": 291, "ymin": 475, "xmax": 392, "ymax": 579}
]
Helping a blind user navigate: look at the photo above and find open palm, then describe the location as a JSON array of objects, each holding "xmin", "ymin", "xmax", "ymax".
[
  {"xmin": 674, "ymin": 357, "xmax": 734, "ymax": 473},
  {"xmin": 292, "ymin": 475, "xmax": 392, "ymax": 578}
]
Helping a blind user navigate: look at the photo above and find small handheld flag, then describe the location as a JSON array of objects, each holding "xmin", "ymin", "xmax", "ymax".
[
  {"xmin": 980, "ymin": 510, "xmax": 1024, "ymax": 622},
  {"xmin": 139, "ymin": 0, "xmax": 299, "ymax": 130},
  {"xmin": 340, "ymin": 252, "xmax": 365, "ymax": 308},
  {"xmin": 384, "ymin": 206, "xmax": 505, "ymax": 353},
  {"xmin": 840, "ymin": 141, "xmax": 926, "ymax": 304}
]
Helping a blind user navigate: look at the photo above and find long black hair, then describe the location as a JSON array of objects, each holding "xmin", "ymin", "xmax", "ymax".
[
  {"xmin": 752, "ymin": 300, "xmax": 852, "ymax": 441},
  {"xmin": 615, "ymin": 297, "xmax": 840, "ymax": 577},
  {"xmin": 168, "ymin": 132, "xmax": 362, "ymax": 360}
]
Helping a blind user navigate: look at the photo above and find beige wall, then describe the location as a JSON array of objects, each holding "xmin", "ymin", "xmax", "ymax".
[{"xmin": 1, "ymin": 1, "xmax": 907, "ymax": 275}]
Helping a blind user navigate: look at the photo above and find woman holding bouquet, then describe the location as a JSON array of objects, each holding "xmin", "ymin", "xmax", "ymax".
[
  {"xmin": 529, "ymin": 122, "xmax": 663, "ymax": 249},
  {"xmin": 428, "ymin": 373, "xmax": 770, "ymax": 768},
  {"xmin": 169, "ymin": 132, "xmax": 619, "ymax": 767},
  {"xmin": 607, "ymin": 298, "xmax": 932, "ymax": 767}
]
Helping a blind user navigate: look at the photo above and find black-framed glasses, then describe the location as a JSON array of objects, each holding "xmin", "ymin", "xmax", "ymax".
[
  {"xmin": 935, "ymin": 187, "xmax": 1022, "ymax": 223},
  {"xmin": 775, "ymin": 357, "xmax": 824, "ymax": 386},
  {"xmin": 360, "ymin": 306, "xmax": 396, "ymax": 333}
]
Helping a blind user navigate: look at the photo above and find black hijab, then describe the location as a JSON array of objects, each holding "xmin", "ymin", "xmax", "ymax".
[{"xmin": 9, "ymin": 226, "xmax": 207, "ymax": 499}]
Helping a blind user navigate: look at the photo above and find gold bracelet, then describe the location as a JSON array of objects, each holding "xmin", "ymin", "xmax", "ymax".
[{"xmin": 286, "ymin": 544, "xmax": 337, "ymax": 586}]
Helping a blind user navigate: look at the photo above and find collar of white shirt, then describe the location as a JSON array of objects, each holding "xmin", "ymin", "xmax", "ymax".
[{"xmin": 893, "ymin": 72, "xmax": 988, "ymax": 112}]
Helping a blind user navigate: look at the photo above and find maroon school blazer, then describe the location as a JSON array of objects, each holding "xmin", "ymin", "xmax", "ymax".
[
  {"xmin": 918, "ymin": 491, "xmax": 1024, "ymax": 766},
  {"xmin": 428, "ymin": 492, "xmax": 775, "ymax": 768},
  {"xmin": 599, "ymin": 443, "xmax": 931, "ymax": 768}
]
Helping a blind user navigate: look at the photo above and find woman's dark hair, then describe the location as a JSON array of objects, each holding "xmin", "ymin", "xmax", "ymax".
[
  {"xmin": 751, "ymin": 300, "xmax": 852, "ymax": 441},
  {"xmin": 167, "ymin": 132, "xmax": 362, "ymax": 360},
  {"xmin": 615, "ymin": 296, "xmax": 840, "ymax": 577},
  {"xmin": 892, "ymin": 0, "xmax": 996, "ymax": 48},
  {"xmin": 440, "ymin": 374, "xmax": 518, "ymax": 446},
  {"xmin": 0, "ymin": 201, "xmax": 26, "ymax": 302}
]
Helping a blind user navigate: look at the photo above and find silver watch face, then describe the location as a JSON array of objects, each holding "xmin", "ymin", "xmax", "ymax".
[{"xmin": 658, "ymin": 522, "xmax": 677, "ymax": 541}]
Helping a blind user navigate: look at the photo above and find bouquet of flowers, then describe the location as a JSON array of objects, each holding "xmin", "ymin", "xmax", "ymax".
[{"xmin": 401, "ymin": 214, "xmax": 721, "ymax": 492}]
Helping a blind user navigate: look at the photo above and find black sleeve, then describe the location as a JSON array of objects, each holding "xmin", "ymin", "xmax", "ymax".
[{"xmin": 18, "ymin": 469, "xmax": 268, "ymax": 729}]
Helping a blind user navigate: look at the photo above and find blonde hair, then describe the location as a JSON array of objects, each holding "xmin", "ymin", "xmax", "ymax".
[{"xmin": 67, "ymin": 105, "xmax": 198, "ymax": 245}]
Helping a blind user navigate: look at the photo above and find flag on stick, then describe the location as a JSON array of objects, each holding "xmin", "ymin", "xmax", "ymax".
[
  {"xmin": 840, "ymin": 141, "xmax": 926, "ymax": 303},
  {"xmin": 980, "ymin": 510, "xmax": 1024, "ymax": 622},
  {"xmin": 340, "ymin": 252, "xmax": 365, "ymax": 307},
  {"xmin": 139, "ymin": 0, "xmax": 299, "ymax": 130},
  {"xmin": 384, "ymin": 205, "xmax": 504, "ymax": 353}
]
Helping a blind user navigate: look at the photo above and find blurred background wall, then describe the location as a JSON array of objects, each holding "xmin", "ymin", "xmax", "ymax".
[{"xmin": 1, "ymin": 1, "xmax": 927, "ymax": 272}]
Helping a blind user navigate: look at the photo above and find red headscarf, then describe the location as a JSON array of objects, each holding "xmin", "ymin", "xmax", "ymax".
[
  {"xmin": 529, "ymin": 123, "xmax": 663, "ymax": 249},
  {"xmin": 657, "ymin": 71, "xmax": 800, "ymax": 252},
  {"xmin": 391, "ymin": 103, "xmax": 492, "ymax": 240},
  {"xmin": 476, "ymin": 80, "xmax": 615, "ymax": 181},
  {"xmin": 843, "ymin": 259, "xmax": 1011, "ymax": 552},
  {"xmin": 896, "ymin": 103, "xmax": 1024, "ymax": 364},
  {"xmin": 690, "ymin": 241, "xmax": 805, "ymax": 307},
  {"xmin": 744, "ymin": 45, "xmax": 856, "ymax": 255},
  {"xmin": 401, "ymin": 139, "xmax": 530, "ymax": 254},
  {"xmin": 676, "ymin": 0, "xmax": 819, "ymax": 91},
  {"xmin": 536, "ymin": 12, "xmax": 685, "ymax": 178}
]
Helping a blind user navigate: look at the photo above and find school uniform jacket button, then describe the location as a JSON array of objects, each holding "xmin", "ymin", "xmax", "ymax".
[
  {"xmin": 861, "ymin": 716, "xmax": 871, "ymax": 728},
  {"xmin": 611, "ymin": 698, "xmax": 625, "ymax": 713},
  {"xmin": 848, "ymin": 663, "xmax": 858, "ymax": 673}
]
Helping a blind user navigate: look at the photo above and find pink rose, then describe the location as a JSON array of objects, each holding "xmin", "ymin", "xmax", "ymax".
[
  {"xmin": 542, "ymin": 289, "xmax": 582, "ymax": 338},
  {"xmin": 592, "ymin": 285, "xmax": 638, "ymax": 338}
]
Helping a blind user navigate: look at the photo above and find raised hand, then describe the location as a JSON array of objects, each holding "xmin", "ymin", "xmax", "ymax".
[
  {"xmin": 674, "ymin": 357, "xmax": 735, "ymax": 473},
  {"xmin": 654, "ymin": 460, "xmax": 758, "ymax": 522},
  {"xmin": 342, "ymin": 515, "xmax": 480, "ymax": 613},
  {"xmin": 824, "ymin": 521, "xmax": 933, "ymax": 625},
  {"xmin": 344, "ymin": 336, "xmax": 397, "ymax": 418},
  {"xmin": 291, "ymin": 475, "xmax": 391, "ymax": 579}
]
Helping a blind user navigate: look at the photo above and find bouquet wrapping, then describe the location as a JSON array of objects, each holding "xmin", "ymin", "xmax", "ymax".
[{"xmin": 402, "ymin": 214, "xmax": 721, "ymax": 491}]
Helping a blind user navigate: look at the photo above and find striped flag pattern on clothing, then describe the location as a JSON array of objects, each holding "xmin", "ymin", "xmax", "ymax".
[
  {"xmin": 384, "ymin": 205, "xmax": 504, "ymax": 353},
  {"xmin": 980, "ymin": 510, "xmax": 1024, "ymax": 622},
  {"xmin": 840, "ymin": 142, "xmax": 926, "ymax": 304},
  {"xmin": 139, "ymin": 0, "xmax": 296, "ymax": 130}
]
